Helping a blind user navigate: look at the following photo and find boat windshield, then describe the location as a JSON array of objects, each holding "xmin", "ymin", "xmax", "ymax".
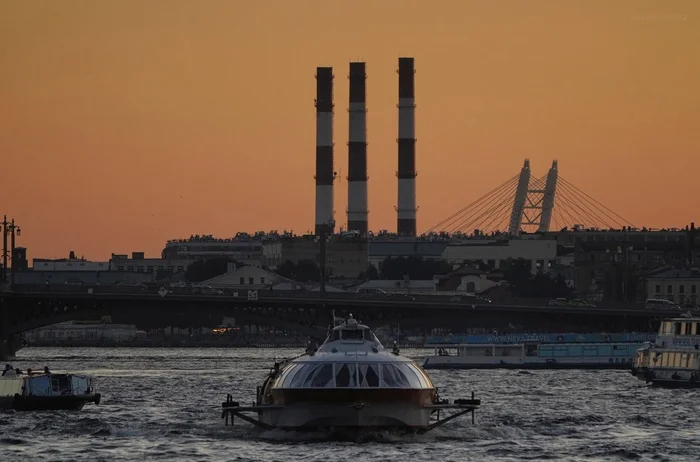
[{"xmin": 327, "ymin": 328, "xmax": 378, "ymax": 342}]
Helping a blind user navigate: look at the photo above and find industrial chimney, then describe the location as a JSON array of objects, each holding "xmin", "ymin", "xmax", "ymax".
[
  {"xmin": 396, "ymin": 57, "xmax": 417, "ymax": 237},
  {"xmin": 347, "ymin": 62, "xmax": 368, "ymax": 236},
  {"xmin": 315, "ymin": 67, "xmax": 336, "ymax": 235}
]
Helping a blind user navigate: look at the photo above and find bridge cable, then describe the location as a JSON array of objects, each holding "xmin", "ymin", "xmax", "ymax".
[
  {"xmin": 448, "ymin": 178, "xmax": 518, "ymax": 233},
  {"xmin": 559, "ymin": 177, "xmax": 635, "ymax": 228},
  {"xmin": 477, "ymin": 179, "xmax": 527, "ymax": 232},
  {"xmin": 425, "ymin": 173, "xmax": 520, "ymax": 233},
  {"xmin": 450, "ymin": 177, "xmax": 520, "ymax": 233},
  {"xmin": 428, "ymin": 173, "xmax": 519, "ymax": 233},
  {"xmin": 555, "ymin": 185, "xmax": 609, "ymax": 228},
  {"xmin": 557, "ymin": 180, "xmax": 625, "ymax": 229}
]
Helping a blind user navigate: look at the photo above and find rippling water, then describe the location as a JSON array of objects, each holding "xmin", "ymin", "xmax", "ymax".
[{"xmin": 2, "ymin": 347, "xmax": 699, "ymax": 461}]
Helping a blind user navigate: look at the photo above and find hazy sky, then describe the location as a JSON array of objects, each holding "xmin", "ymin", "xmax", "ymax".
[{"xmin": 1, "ymin": 0, "xmax": 698, "ymax": 260}]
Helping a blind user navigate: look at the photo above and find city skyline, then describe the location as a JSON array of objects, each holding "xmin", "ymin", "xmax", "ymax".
[{"xmin": 1, "ymin": 0, "xmax": 698, "ymax": 260}]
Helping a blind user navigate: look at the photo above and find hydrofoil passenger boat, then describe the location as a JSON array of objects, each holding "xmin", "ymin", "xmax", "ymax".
[{"xmin": 221, "ymin": 315, "xmax": 480, "ymax": 432}]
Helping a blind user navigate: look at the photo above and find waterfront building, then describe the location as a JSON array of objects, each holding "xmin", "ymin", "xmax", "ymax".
[
  {"xmin": 262, "ymin": 233, "xmax": 368, "ymax": 280},
  {"xmin": 109, "ymin": 252, "xmax": 193, "ymax": 275},
  {"xmin": 32, "ymin": 251, "xmax": 110, "ymax": 271},
  {"xmin": 646, "ymin": 267, "xmax": 700, "ymax": 307},
  {"xmin": 441, "ymin": 239, "xmax": 558, "ymax": 274},
  {"xmin": 162, "ymin": 233, "xmax": 267, "ymax": 266}
]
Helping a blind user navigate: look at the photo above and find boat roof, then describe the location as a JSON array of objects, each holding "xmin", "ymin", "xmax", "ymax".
[
  {"xmin": 431, "ymin": 342, "xmax": 642, "ymax": 347},
  {"xmin": 289, "ymin": 315, "xmax": 414, "ymax": 364}
]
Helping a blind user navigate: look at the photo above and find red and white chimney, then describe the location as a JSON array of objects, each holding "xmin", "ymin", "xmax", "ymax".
[
  {"xmin": 314, "ymin": 67, "xmax": 335, "ymax": 235},
  {"xmin": 347, "ymin": 62, "xmax": 368, "ymax": 236},
  {"xmin": 396, "ymin": 57, "xmax": 417, "ymax": 237}
]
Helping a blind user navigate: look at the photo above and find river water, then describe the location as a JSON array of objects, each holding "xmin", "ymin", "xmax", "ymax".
[{"xmin": 2, "ymin": 347, "xmax": 699, "ymax": 461}]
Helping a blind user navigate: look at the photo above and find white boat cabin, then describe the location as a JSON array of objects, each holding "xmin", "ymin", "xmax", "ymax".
[
  {"xmin": 654, "ymin": 318, "xmax": 700, "ymax": 349},
  {"xmin": 0, "ymin": 374, "xmax": 93, "ymax": 398},
  {"xmin": 270, "ymin": 316, "xmax": 434, "ymax": 390},
  {"xmin": 431, "ymin": 342, "xmax": 639, "ymax": 361}
]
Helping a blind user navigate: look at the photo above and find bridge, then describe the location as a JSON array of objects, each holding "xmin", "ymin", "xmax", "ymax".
[
  {"xmin": 426, "ymin": 159, "xmax": 635, "ymax": 235},
  {"xmin": 1, "ymin": 286, "xmax": 675, "ymax": 360}
]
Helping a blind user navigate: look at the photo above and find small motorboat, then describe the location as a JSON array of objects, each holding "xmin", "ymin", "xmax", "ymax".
[
  {"xmin": 0, "ymin": 366, "xmax": 101, "ymax": 411},
  {"xmin": 221, "ymin": 314, "xmax": 480, "ymax": 432}
]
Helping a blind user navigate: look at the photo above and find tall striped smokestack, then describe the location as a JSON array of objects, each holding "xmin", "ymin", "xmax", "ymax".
[
  {"xmin": 396, "ymin": 57, "xmax": 417, "ymax": 237},
  {"xmin": 347, "ymin": 62, "xmax": 368, "ymax": 236},
  {"xmin": 315, "ymin": 67, "xmax": 335, "ymax": 235}
]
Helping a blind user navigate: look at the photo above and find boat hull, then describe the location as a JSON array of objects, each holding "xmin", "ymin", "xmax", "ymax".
[
  {"xmin": 261, "ymin": 389, "xmax": 435, "ymax": 429},
  {"xmin": 422, "ymin": 358, "xmax": 634, "ymax": 370},
  {"xmin": 0, "ymin": 393, "xmax": 101, "ymax": 411},
  {"xmin": 630, "ymin": 367, "xmax": 700, "ymax": 388}
]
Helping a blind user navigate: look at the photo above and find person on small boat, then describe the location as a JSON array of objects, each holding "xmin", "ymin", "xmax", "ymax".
[
  {"xmin": 44, "ymin": 366, "xmax": 50, "ymax": 374},
  {"xmin": 2, "ymin": 364, "xmax": 16, "ymax": 377}
]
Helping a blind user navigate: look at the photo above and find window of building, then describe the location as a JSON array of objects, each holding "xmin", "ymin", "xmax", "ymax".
[
  {"xmin": 249, "ymin": 277, "xmax": 254, "ymax": 284},
  {"xmin": 655, "ymin": 284, "xmax": 661, "ymax": 294},
  {"xmin": 261, "ymin": 277, "xmax": 266, "ymax": 284},
  {"xmin": 667, "ymin": 285, "xmax": 673, "ymax": 294},
  {"xmin": 239, "ymin": 277, "xmax": 244, "ymax": 285},
  {"xmin": 692, "ymin": 285, "xmax": 697, "ymax": 294},
  {"xmin": 680, "ymin": 285, "xmax": 685, "ymax": 294},
  {"xmin": 126, "ymin": 266, "xmax": 133, "ymax": 272}
]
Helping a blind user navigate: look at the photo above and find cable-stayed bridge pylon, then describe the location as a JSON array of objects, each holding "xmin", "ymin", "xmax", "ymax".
[{"xmin": 425, "ymin": 160, "xmax": 635, "ymax": 236}]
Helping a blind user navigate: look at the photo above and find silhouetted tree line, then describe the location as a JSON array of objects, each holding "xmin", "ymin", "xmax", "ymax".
[
  {"xmin": 357, "ymin": 257, "xmax": 453, "ymax": 281},
  {"xmin": 274, "ymin": 260, "xmax": 320, "ymax": 282},
  {"xmin": 602, "ymin": 263, "xmax": 643, "ymax": 303},
  {"xmin": 502, "ymin": 258, "xmax": 573, "ymax": 298}
]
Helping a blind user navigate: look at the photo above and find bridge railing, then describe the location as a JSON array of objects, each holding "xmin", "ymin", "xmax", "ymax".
[{"xmin": 4, "ymin": 283, "xmax": 677, "ymax": 312}]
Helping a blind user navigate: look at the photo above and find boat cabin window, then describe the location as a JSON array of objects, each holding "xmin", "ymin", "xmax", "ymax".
[
  {"xmin": 289, "ymin": 363, "xmax": 334, "ymax": 388},
  {"xmin": 335, "ymin": 363, "xmax": 358, "ymax": 387},
  {"xmin": 357, "ymin": 364, "xmax": 380, "ymax": 387},
  {"xmin": 71, "ymin": 376, "xmax": 92, "ymax": 394},
  {"xmin": 328, "ymin": 327, "xmax": 378, "ymax": 342},
  {"xmin": 51, "ymin": 375, "xmax": 71, "ymax": 395},
  {"xmin": 342, "ymin": 329, "xmax": 364, "ymax": 340}
]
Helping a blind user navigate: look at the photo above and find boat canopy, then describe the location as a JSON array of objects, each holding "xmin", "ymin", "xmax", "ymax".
[
  {"xmin": 271, "ymin": 361, "xmax": 434, "ymax": 390},
  {"xmin": 25, "ymin": 374, "xmax": 93, "ymax": 397}
]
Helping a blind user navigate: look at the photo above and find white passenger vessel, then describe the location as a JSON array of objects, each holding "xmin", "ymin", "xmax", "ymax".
[
  {"xmin": 631, "ymin": 317, "xmax": 700, "ymax": 387},
  {"xmin": 422, "ymin": 333, "xmax": 654, "ymax": 370},
  {"xmin": 221, "ymin": 315, "xmax": 480, "ymax": 432}
]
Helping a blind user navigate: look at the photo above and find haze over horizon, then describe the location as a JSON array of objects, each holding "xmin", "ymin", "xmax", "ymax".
[{"xmin": 1, "ymin": 0, "xmax": 698, "ymax": 261}]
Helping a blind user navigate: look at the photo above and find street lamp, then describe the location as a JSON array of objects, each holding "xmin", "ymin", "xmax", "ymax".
[{"xmin": 1, "ymin": 215, "xmax": 21, "ymax": 285}]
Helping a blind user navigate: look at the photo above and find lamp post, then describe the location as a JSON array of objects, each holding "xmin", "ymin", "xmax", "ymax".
[{"xmin": 1, "ymin": 216, "xmax": 21, "ymax": 285}]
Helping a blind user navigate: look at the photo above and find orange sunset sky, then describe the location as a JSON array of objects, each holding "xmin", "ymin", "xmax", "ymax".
[{"xmin": 1, "ymin": 0, "xmax": 698, "ymax": 261}]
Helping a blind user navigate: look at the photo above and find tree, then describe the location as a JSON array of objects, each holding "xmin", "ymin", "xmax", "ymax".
[
  {"xmin": 357, "ymin": 264, "xmax": 380, "ymax": 281},
  {"xmin": 274, "ymin": 260, "xmax": 320, "ymax": 282},
  {"xmin": 502, "ymin": 257, "xmax": 573, "ymax": 298},
  {"xmin": 378, "ymin": 257, "xmax": 452, "ymax": 280}
]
